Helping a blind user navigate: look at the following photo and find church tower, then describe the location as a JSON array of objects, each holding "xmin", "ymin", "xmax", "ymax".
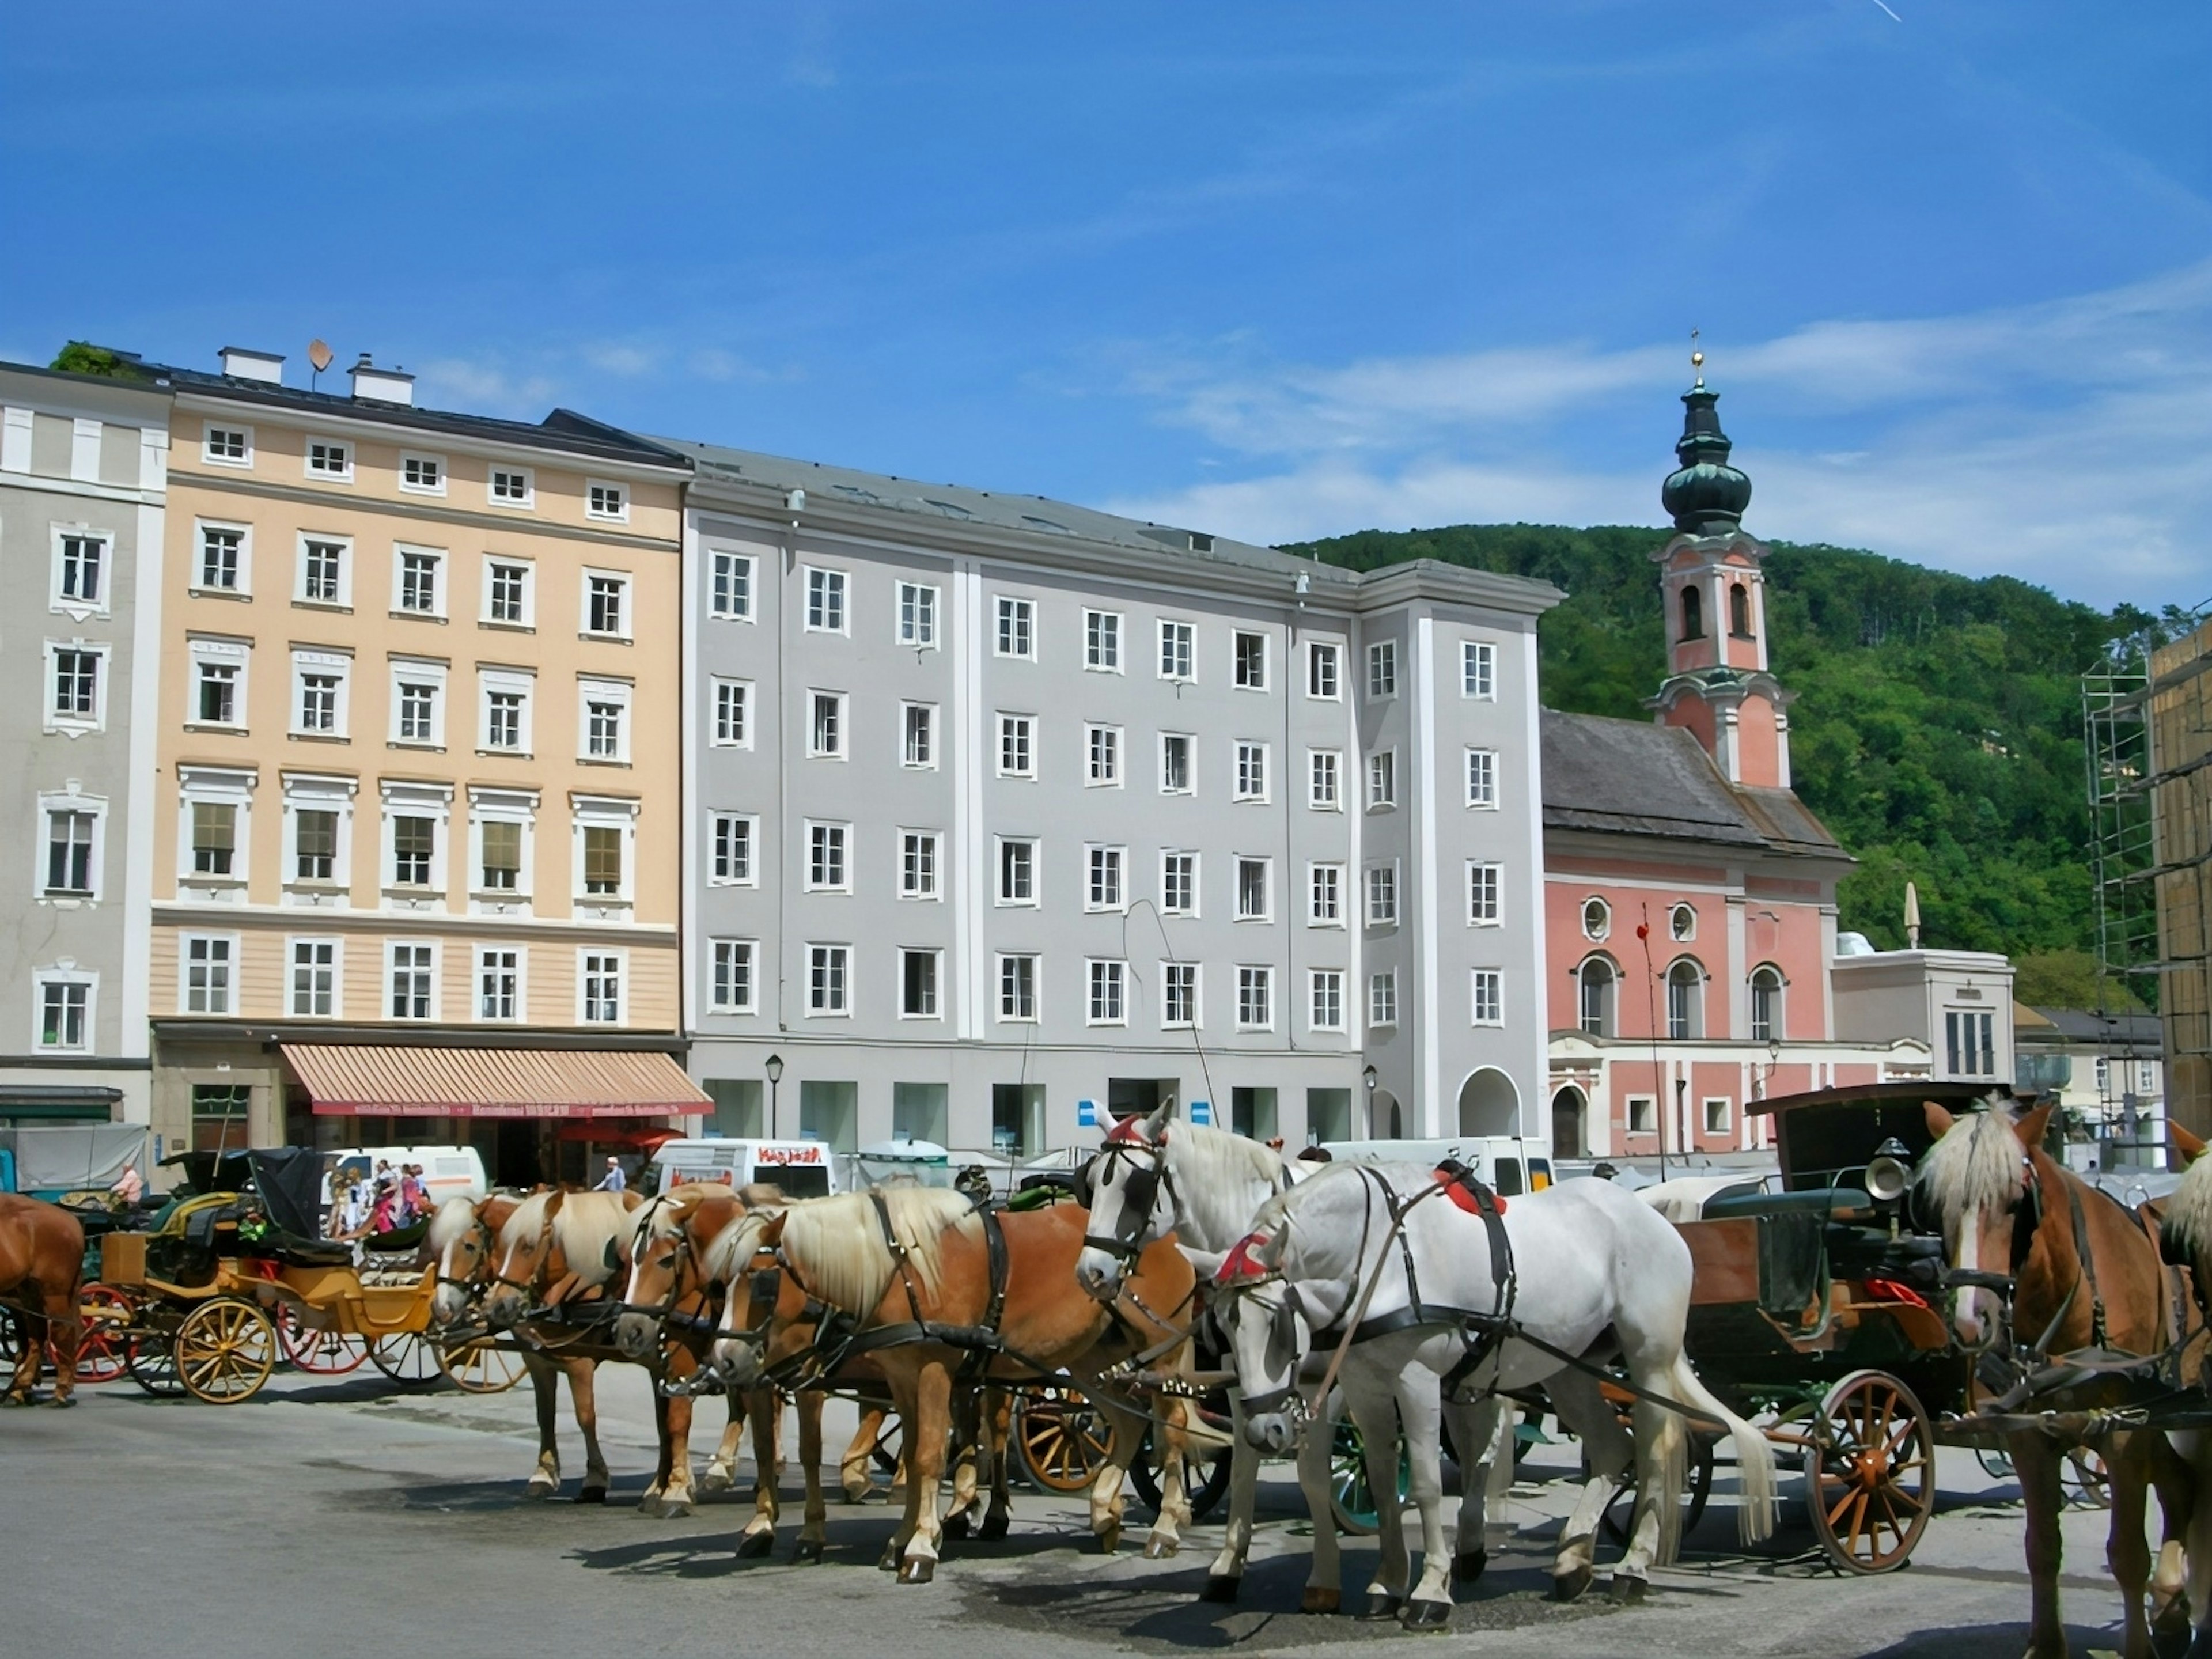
[{"xmin": 1648, "ymin": 350, "xmax": 1793, "ymax": 789}]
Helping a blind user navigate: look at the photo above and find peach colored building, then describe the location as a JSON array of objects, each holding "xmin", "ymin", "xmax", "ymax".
[{"xmin": 145, "ymin": 347, "xmax": 700, "ymax": 1183}]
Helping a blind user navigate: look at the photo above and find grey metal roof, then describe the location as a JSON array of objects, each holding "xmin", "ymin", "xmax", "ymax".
[{"xmin": 2025, "ymin": 1007, "xmax": 2162, "ymax": 1048}]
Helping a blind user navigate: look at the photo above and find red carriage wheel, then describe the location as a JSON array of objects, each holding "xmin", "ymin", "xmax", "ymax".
[
  {"xmin": 276, "ymin": 1305, "xmax": 369, "ymax": 1375},
  {"xmin": 73, "ymin": 1284, "xmax": 135, "ymax": 1383}
]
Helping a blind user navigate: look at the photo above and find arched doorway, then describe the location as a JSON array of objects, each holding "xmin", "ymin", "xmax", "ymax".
[
  {"xmin": 1370, "ymin": 1089, "xmax": 1402, "ymax": 1140},
  {"xmin": 1551, "ymin": 1086, "xmax": 1586, "ymax": 1160},
  {"xmin": 1457, "ymin": 1067, "xmax": 1520, "ymax": 1137}
]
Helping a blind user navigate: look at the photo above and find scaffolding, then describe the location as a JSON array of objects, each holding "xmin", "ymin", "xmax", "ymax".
[{"xmin": 2086, "ymin": 616, "xmax": 2212, "ymax": 1138}]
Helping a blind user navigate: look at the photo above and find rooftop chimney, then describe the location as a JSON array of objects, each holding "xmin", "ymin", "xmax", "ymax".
[
  {"xmin": 218, "ymin": 346, "xmax": 285, "ymax": 384},
  {"xmin": 349, "ymin": 353, "xmax": 415, "ymax": 406}
]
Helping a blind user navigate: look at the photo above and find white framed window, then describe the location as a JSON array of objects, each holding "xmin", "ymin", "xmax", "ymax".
[
  {"xmin": 1367, "ymin": 750, "xmax": 1397, "ymax": 809},
  {"xmin": 713, "ymin": 679, "xmax": 751, "ymax": 748},
  {"xmin": 585, "ymin": 480, "xmax": 629, "ymax": 523},
  {"xmin": 709, "ymin": 813, "xmax": 757, "ymax": 886},
  {"xmin": 196, "ymin": 521, "xmax": 249, "ymax": 593},
  {"xmin": 1085, "ymin": 724, "xmax": 1121, "ymax": 786},
  {"xmin": 285, "ymin": 777, "xmax": 354, "ymax": 893},
  {"xmin": 296, "ymin": 535, "xmax": 349, "ymax": 606},
  {"xmin": 579, "ymin": 678, "xmax": 630, "ymax": 762},
  {"xmin": 34, "ymin": 970, "xmax": 94, "ymax": 1051},
  {"xmin": 399, "ymin": 452, "xmax": 446, "ymax": 495},
  {"xmin": 997, "ymin": 837, "xmax": 1038, "ymax": 905},
  {"xmin": 468, "ymin": 795, "xmax": 534, "ymax": 907},
  {"xmin": 895, "ymin": 579, "xmax": 938, "ymax": 647},
  {"xmin": 805, "ymin": 821, "xmax": 851, "ymax": 892},
  {"xmin": 393, "ymin": 545, "xmax": 444, "ymax": 617},
  {"xmin": 710, "ymin": 549, "xmax": 755, "ymax": 620},
  {"xmin": 1628, "ymin": 1096, "xmax": 1657, "ymax": 1135},
  {"xmin": 287, "ymin": 938, "xmax": 339, "ymax": 1017},
  {"xmin": 1236, "ymin": 965, "xmax": 1272, "ymax": 1031},
  {"xmin": 1235, "ymin": 857, "xmax": 1271, "ymax": 922},
  {"xmin": 291, "ymin": 650, "xmax": 350, "ymax": 738},
  {"xmin": 479, "ymin": 668, "xmax": 533, "ymax": 754},
  {"xmin": 900, "ymin": 949, "xmax": 942, "ymax": 1019},
  {"xmin": 177, "ymin": 766, "xmax": 253, "ymax": 886},
  {"xmin": 998, "ymin": 713, "xmax": 1035, "ymax": 778},
  {"xmin": 998, "ymin": 953, "xmax": 1039, "ymax": 1021},
  {"xmin": 1309, "ymin": 969, "xmax": 1344, "ymax": 1033},
  {"xmin": 1307, "ymin": 641, "xmax": 1340, "ymax": 700},
  {"xmin": 1084, "ymin": 609, "xmax": 1122, "ymax": 672},
  {"xmin": 1702, "ymin": 1096, "xmax": 1732, "ymax": 1136},
  {"xmin": 901, "ymin": 702, "xmax": 935, "ymax": 768},
  {"xmin": 202, "ymin": 422, "xmax": 252, "ymax": 467},
  {"xmin": 1471, "ymin": 968, "xmax": 1503, "ymax": 1026},
  {"xmin": 1087, "ymin": 959, "xmax": 1127, "ymax": 1026},
  {"xmin": 804, "ymin": 566, "xmax": 847, "ymax": 633},
  {"xmin": 710, "ymin": 940, "xmax": 755, "ymax": 1014},
  {"xmin": 900, "ymin": 831, "xmax": 940, "ymax": 899},
  {"xmin": 1158, "ymin": 619, "xmax": 1195, "ymax": 682},
  {"xmin": 1160, "ymin": 732, "xmax": 1194, "ymax": 794},
  {"xmin": 51, "ymin": 529, "xmax": 109, "ymax": 615},
  {"xmin": 189, "ymin": 638, "xmax": 249, "ymax": 729},
  {"xmin": 1468, "ymin": 862, "xmax": 1502, "ymax": 925},
  {"xmin": 1309, "ymin": 749, "xmax": 1342, "ymax": 810},
  {"xmin": 477, "ymin": 947, "xmax": 522, "ymax": 1021},
  {"xmin": 1162, "ymin": 962, "xmax": 1198, "ymax": 1029},
  {"xmin": 1234, "ymin": 741, "xmax": 1269, "ymax": 802},
  {"xmin": 1366, "ymin": 863, "xmax": 1399, "ymax": 927},
  {"xmin": 809, "ymin": 691, "xmax": 846, "ymax": 759},
  {"xmin": 1463, "ymin": 639, "xmax": 1495, "ymax": 700},
  {"xmin": 1750, "ymin": 966, "xmax": 1784, "ymax": 1043},
  {"xmin": 580, "ymin": 950, "xmax": 624, "ymax": 1023},
  {"xmin": 389, "ymin": 812, "xmax": 438, "ymax": 890},
  {"xmin": 807, "ymin": 944, "xmax": 850, "ymax": 1016},
  {"xmin": 995, "ymin": 595, "xmax": 1035, "ymax": 660},
  {"xmin": 46, "ymin": 642, "xmax": 108, "ymax": 733},
  {"xmin": 1308, "ymin": 862, "xmax": 1343, "ymax": 926},
  {"xmin": 1233, "ymin": 630, "xmax": 1268, "ymax": 691},
  {"xmin": 181, "ymin": 934, "xmax": 237, "ymax": 1014},
  {"xmin": 1086, "ymin": 845, "xmax": 1126, "ymax": 912},
  {"xmin": 1465, "ymin": 748, "xmax": 1497, "ymax": 809},
  {"xmin": 1160, "ymin": 851, "xmax": 1197, "ymax": 916},
  {"xmin": 387, "ymin": 941, "xmax": 435, "ymax": 1020},
  {"xmin": 1369, "ymin": 970, "xmax": 1398, "ymax": 1029},
  {"xmin": 305, "ymin": 437, "xmax": 353, "ymax": 482},
  {"xmin": 1671, "ymin": 903, "xmax": 1698, "ymax": 942},
  {"xmin": 484, "ymin": 558, "xmax": 533, "ymax": 626},
  {"xmin": 489, "ymin": 465, "xmax": 535, "ymax": 509},
  {"xmin": 1582, "ymin": 897, "xmax": 1612, "ymax": 940},
  {"xmin": 389, "ymin": 658, "xmax": 446, "ymax": 748},
  {"xmin": 582, "ymin": 570, "xmax": 630, "ymax": 638},
  {"xmin": 571, "ymin": 796, "xmax": 637, "ymax": 907},
  {"xmin": 1368, "ymin": 639, "xmax": 1397, "ymax": 698},
  {"xmin": 39, "ymin": 795, "xmax": 104, "ymax": 899}
]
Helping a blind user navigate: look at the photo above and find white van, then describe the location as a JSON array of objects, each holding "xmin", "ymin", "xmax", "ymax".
[
  {"xmin": 1317, "ymin": 1135, "xmax": 1554, "ymax": 1196},
  {"xmin": 325, "ymin": 1145, "xmax": 488, "ymax": 1210},
  {"xmin": 646, "ymin": 1138, "xmax": 839, "ymax": 1200}
]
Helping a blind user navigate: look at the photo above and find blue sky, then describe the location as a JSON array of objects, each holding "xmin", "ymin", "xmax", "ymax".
[{"xmin": 6, "ymin": 3, "xmax": 2209, "ymax": 606}]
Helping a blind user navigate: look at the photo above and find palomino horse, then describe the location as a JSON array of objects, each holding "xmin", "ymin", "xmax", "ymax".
[
  {"xmin": 0, "ymin": 1195, "xmax": 83, "ymax": 1406},
  {"xmin": 1920, "ymin": 1100, "xmax": 2190, "ymax": 1659},
  {"xmin": 710, "ymin": 1187, "xmax": 1199, "ymax": 1582},
  {"xmin": 1206, "ymin": 1162, "xmax": 1775, "ymax": 1628}
]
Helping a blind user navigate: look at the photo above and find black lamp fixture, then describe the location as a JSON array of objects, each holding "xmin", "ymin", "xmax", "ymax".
[{"xmin": 764, "ymin": 1052, "xmax": 785, "ymax": 1141}]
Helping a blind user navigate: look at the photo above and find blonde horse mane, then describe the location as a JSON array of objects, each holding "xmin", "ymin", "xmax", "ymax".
[
  {"xmin": 712, "ymin": 1187, "xmax": 982, "ymax": 1316},
  {"xmin": 551, "ymin": 1190, "xmax": 637, "ymax": 1286},
  {"xmin": 1915, "ymin": 1094, "xmax": 2029, "ymax": 1235},
  {"xmin": 2164, "ymin": 1147, "xmax": 2212, "ymax": 1268},
  {"xmin": 1161, "ymin": 1122, "xmax": 1292, "ymax": 1247},
  {"xmin": 427, "ymin": 1195, "xmax": 480, "ymax": 1253}
]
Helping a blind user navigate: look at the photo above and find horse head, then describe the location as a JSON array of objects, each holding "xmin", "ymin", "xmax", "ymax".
[
  {"xmin": 428, "ymin": 1193, "xmax": 507, "ymax": 1327},
  {"xmin": 707, "ymin": 1209, "xmax": 791, "ymax": 1389},
  {"xmin": 484, "ymin": 1188, "xmax": 563, "ymax": 1330},
  {"xmin": 1205, "ymin": 1224, "xmax": 1310, "ymax": 1453},
  {"xmin": 1074, "ymin": 1102, "xmax": 1176, "ymax": 1302},
  {"xmin": 1918, "ymin": 1097, "xmax": 2052, "ymax": 1350},
  {"xmin": 613, "ymin": 1191, "xmax": 696, "ymax": 1359}
]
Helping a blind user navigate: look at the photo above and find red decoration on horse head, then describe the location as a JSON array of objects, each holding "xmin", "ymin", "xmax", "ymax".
[
  {"xmin": 1105, "ymin": 1113, "xmax": 1155, "ymax": 1147},
  {"xmin": 1215, "ymin": 1231, "xmax": 1275, "ymax": 1285}
]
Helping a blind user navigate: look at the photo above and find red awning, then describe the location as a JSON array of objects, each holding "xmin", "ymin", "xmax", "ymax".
[{"xmin": 283, "ymin": 1044, "xmax": 709, "ymax": 1119}]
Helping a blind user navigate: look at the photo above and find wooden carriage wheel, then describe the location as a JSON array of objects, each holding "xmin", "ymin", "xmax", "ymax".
[
  {"xmin": 1328, "ymin": 1411, "xmax": 1411, "ymax": 1537},
  {"xmin": 74, "ymin": 1285, "xmax": 135, "ymax": 1383},
  {"xmin": 125, "ymin": 1322, "xmax": 185, "ymax": 1396},
  {"xmin": 1808, "ymin": 1370, "xmax": 1935, "ymax": 1574},
  {"xmin": 435, "ymin": 1334, "xmax": 525, "ymax": 1394},
  {"xmin": 1128, "ymin": 1423, "xmax": 1235, "ymax": 1523},
  {"xmin": 1016, "ymin": 1385, "xmax": 1114, "ymax": 1493},
  {"xmin": 173, "ymin": 1297, "xmax": 278, "ymax": 1404},
  {"xmin": 367, "ymin": 1331, "xmax": 445, "ymax": 1389},
  {"xmin": 275, "ymin": 1305, "xmax": 369, "ymax": 1376}
]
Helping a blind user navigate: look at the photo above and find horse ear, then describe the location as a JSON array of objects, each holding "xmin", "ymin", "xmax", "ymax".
[
  {"xmin": 1145, "ymin": 1101, "xmax": 1173, "ymax": 1137},
  {"xmin": 760, "ymin": 1213, "xmax": 789, "ymax": 1245},
  {"xmin": 1923, "ymin": 1102, "xmax": 1955, "ymax": 1140},
  {"xmin": 2012, "ymin": 1103, "xmax": 2056, "ymax": 1150},
  {"xmin": 2173, "ymin": 1122, "xmax": 2208, "ymax": 1168},
  {"xmin": 544, "ymin": 1188, "xmax": 566, "ymax": 1218},
  {"xmin": 1177, "ymin": 1242, "xmax": 1228, "ymax": 1278},
  {"xmin": 1259, "ymin": 1224, "xmax": 1290, "ymax": 1270}
]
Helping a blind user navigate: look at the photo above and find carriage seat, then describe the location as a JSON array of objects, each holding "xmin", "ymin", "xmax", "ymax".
[{"xmin": 248, "ymin": 1230, "xmax": 355, "ymax": 1268}]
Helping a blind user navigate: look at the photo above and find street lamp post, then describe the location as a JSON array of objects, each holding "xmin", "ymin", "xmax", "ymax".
[
  {"xmin": 1362, "ymin": 1065, "xmax": 1378, "ymax": 1138},
  {"xmin": 764, "ymin": 1052, "xmax": 785, "ymax": 1142}
]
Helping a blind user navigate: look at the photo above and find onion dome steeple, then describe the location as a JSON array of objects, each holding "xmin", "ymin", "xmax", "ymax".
[{"xmin": 1661, "ymin": 343, "xmax": 1752, "ymax": 534}]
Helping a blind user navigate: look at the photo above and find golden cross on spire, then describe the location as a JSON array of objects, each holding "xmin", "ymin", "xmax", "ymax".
[{"xmin": 1690, "ymin": 328, "xmax": 1705, "ymax": 388}]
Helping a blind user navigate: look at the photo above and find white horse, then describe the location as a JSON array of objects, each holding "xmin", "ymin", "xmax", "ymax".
[{"xmin": 1207, "ymin": 1162, "xmax": 1775, "ymax": 1626}]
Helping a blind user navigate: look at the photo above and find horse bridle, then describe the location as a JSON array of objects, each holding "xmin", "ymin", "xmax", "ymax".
[
  {"xmin": 1081, "ymin": 1139, "xmax": 1175, "ymax": 1264},
  {"xmin": 435, "ymin": 1215, "xmax": 494, "ymax": 1296}
]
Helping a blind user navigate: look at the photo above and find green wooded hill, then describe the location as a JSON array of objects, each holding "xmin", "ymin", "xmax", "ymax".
[{"xmin": 1283, "ymin": 522, "xmax": 2184, "ymax": 1005}]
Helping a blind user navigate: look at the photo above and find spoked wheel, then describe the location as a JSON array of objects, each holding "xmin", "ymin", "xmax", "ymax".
[
  {"xmin": 125, "ymin": 1322, "xmax": 185, "ymax": 1396},
  {"xmin": 1128, "ymin": 1424, "xmax": 1235, "ymax": 1524},
  {"xmin": 1015, "ymin": 1385, "xmax": 1113, "ymax": 1494},
  {"xmin": 368, "ymin": 1331, "xmax": 444, "ymax": 1390},
  {"xmin": 74, "ymin": 1285, "xmax": 135, "ymax": 1384},
  {"xmin": 1599, "ymin": 1433, "xmax": 1715, "ymax": 1546},
  {"xmin": 1808, "ymin": 1369, "xmax": 1936, "ymax": 1574},
  {"xmin": 436, "ymin": 1334, "xmax": 525, "ymax": 1394},
  {"xmin": 172, "ymin": 1297, "xmax": 278, "ymax": 1404},
  {"xmin": 1328, "ymin": 1412, "xmax": 1412, "ymax": 1537},
  {"xmin": 275, "ymin": 1306, "xmax": 369, "ymax": 1376}
]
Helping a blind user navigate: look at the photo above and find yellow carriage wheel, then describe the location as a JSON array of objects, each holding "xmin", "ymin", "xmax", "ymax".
[
  {"xmin": 436, "ymin": 1334, "xmax": 525, "ymax": 1394},
  {"xmin": 172, "ymin": 1297, "xmax": 278, "ymax": 1404}
]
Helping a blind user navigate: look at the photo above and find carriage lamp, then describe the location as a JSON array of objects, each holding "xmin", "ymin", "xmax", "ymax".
[{"xmin": 1865, "ymin": 1136, "xmax": 1914, "ymax": 1239}]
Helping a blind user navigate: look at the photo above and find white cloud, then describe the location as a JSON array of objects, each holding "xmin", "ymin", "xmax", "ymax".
[{"xmin": 415, "ymin": 357, "xmax": 563, "ymax": 418}]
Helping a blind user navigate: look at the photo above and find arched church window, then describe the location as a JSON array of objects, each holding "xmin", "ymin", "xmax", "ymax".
[
  {"xmin": 1751, "ymin": 965, "xmax": 1784, "ymax": 1043},
  {"xmin": 1578, "ymin": 957, "xmax": 1616, "ymax": 1037},
  {"xmin": 1666, "ymin": 959, "xmax": 1705, "ymax": 1040},
  {"xmin": 1680, "ymin": 584, "xmax": 1703, "ymax": 641},
  {"xmin": 1729, "ymin": 581, "xmax": 1752, "ymax": 638}
]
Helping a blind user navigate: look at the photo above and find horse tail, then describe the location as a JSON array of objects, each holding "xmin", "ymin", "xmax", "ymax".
[
  {"xmin": 1666, "ymin": 1355, "xmax": 1776, "ymax": 1546},
  {"xmin": 1633, "ymin": 1392, "xmax": 1689, "ymax": 1565}
]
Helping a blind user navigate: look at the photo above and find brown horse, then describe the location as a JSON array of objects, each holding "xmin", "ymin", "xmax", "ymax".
[
  {"xmin": 0, "ymin": 1195, "xmax": 83, "ymax": 1406},
  {"xmin": 1921, "ymin": 1100, "xmax": 2191, "ymax": 1659},
  {"xmin": 709, "ymin": 1187, "xmax": 1198, "ymax": 1582}
]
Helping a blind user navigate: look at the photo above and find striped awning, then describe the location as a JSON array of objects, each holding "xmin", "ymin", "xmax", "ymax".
[{"xmin": 282, "ymin": 1044, "xmax": 709, "ymax": 1119}]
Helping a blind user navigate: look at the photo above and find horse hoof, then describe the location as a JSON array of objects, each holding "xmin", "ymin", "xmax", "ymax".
[
  {"xmin": 736, "ymin": 1529, "xmax": 775, "ymax": 1559},
  {"xmin": 577, "ymin": 1486, "xmax": 607, "ymax": 1506},
  {"xmin": 843, "ymin": 1483, "xmax": 876, "ymax": 1506},
  {"xmin": 791, "ymin": 1539, "xmax": 825, "ymax": 1565},
  {"xmin": 1608, "ymin": 1574, "xmax": 1648, "ymax": 1605},
  {"xmin": 47, "ymin": 1395, "xmax": 76, "ymax": 1410},
  {"xmin": 1202, "ymin": 1576, "xmax": 1242, "ymax": 1604},
  {"xmin": 1143, "ymin": 1533, "xmax": 1179, "ymax": 1560},
  {"xmin": 942, "ymin": 1512, "xmax": 972, "ymax": 1541},
  {"xmin": 1401, "ymin": 1599, "xmax": 1453, "ymax": 1631},
  {"xmin": 1453, "ymin": 1550, "xmax": 1487, "ymax": 1585},
  {"xmin": 979, "ymin": 1512, "xmax": 1009, "ymax": 1542},
  {"xmin": 1097, "ymin": 1523, "xmax": 1122, "ymax": 1555},
  {"xmin": 660, "ymin": 1496, "xmax": 694, "ymax": 1519},
  {"xmin": 525, "ymin": 1478, "xmax": 558, "ymax": 1501},
  {"xmin": 1359, "ymin": 1592, "xmax": 1402, "ymax": 1622},
  {"xmin": 878, "ymin": 1541, "xmax": 902, "ymax": 1571},
  {"xmin": 700, "ymin": 1468, "xmax": 735, "ymax": 1494},
  {"xmin": 1301, "ymin": 1587, "xmax": 1341, "ymax": 1615},
  {"xmin": 1552, "ymin": 1565, "xmax": 1594, "ymax": 1604},
  {"xmin": 899, "ymin": 1556, "xmax": 936, "ymax": 1585}
]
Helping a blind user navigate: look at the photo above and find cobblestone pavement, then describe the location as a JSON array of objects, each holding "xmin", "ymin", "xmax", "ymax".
[{"xmin": 0, "ymin": 1365, "xmax": 2150, "ymax": 1659}]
